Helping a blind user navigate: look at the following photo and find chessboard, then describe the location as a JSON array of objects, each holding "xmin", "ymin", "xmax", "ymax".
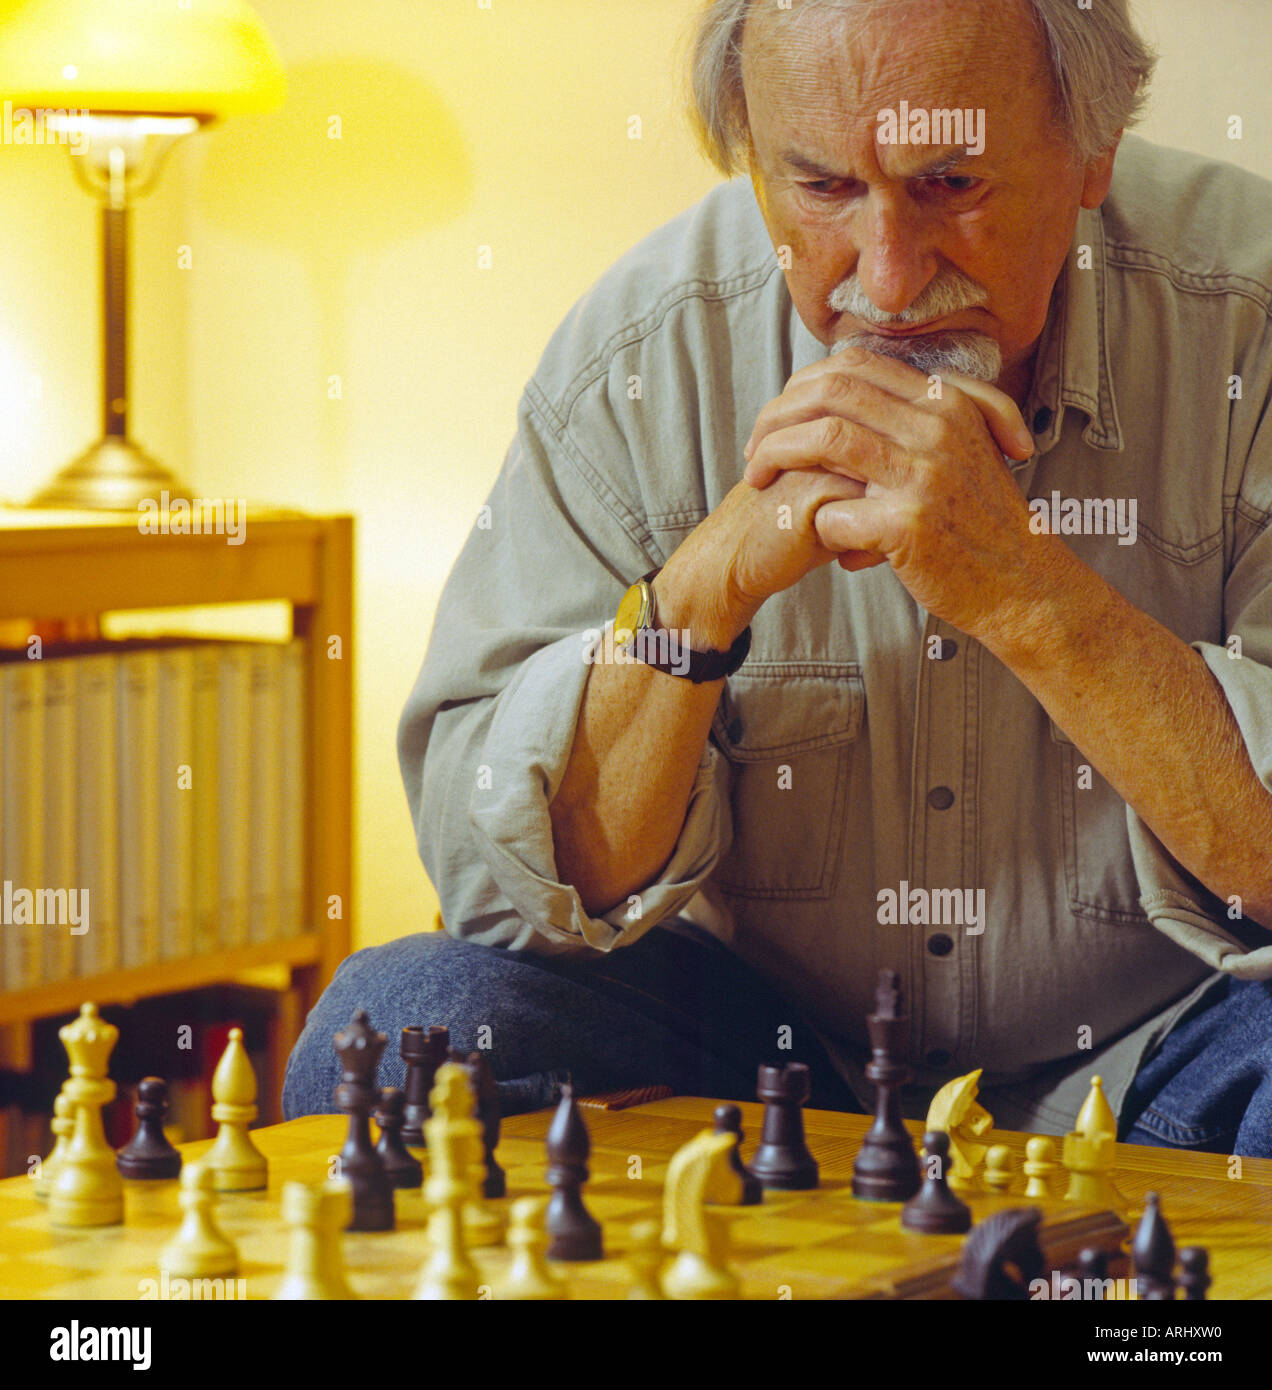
[{"xmin": 0, "ymin": 1096, "xmax": 1147, "ymax": 1301}]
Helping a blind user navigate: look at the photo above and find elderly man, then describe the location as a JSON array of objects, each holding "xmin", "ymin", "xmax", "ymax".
[{"xmin": 285, "ymin": 0, "xmax": 1272, "ymax": 1155}]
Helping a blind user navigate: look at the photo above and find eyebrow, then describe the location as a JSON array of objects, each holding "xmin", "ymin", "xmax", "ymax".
[{"xmin": 778, "ymin": 147, "xmax": 975, "ymax": 178}]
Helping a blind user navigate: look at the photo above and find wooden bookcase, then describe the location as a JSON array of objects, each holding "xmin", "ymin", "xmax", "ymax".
[{"xmin": 0, "ymin": 508, "xmax": 353, "ymax": 1121}]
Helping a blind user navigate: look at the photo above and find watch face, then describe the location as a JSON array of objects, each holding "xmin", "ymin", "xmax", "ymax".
[{"xmin": 613, "ymin": 582, "xmax": 644, "ymax": 647}]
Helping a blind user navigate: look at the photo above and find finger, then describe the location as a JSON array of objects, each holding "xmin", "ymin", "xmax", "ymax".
[
  {"xmin": 744, "ymin": 372, "xmax": 921, "ymax": 467},
  {"xmin": 836, "ymin": 550, "xmax": 888, "ymax": 573},
  {"xmin": 934, "ymin": 370, "xmax": 1034, "ymax": 459},
  {"xmin": 813, "ymin": 495, "xmax": 895, "ymax": 556},
  {"xmin": 745, "ymin": 415, "xmax": 907, "ymax": 491}
]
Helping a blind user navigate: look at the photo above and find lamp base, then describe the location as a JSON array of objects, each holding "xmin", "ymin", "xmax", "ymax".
[{"xmin": 28, "ymin": 435, "xmax": 192, "ymax": 511}]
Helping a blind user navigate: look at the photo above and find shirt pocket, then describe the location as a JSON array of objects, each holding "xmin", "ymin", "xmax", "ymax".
[
  {"xmin": 712, "ymin": 669, "xmax": 865, "ymax": 900},
  {"xmin": 1049, "ymin": 720, "xmax": 1149, "ymax": 924}
]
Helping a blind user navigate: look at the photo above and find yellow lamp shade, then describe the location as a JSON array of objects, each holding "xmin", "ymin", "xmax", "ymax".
[{"xmin": 0, "ymin": 0, "xmax": 285, "ymax": 120}]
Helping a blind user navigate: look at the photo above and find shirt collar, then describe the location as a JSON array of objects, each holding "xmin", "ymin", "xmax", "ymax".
[{"xmin": 1025, "ymin": 202, "xmax": 1124, "ymax": 455}]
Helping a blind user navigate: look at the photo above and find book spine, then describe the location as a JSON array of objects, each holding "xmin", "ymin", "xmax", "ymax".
[
  {"xmin": 76, "ymin": 654, "xmax": 120, "ymax": 978},
  {"xmin": 247, "ymin": 645, "xmax": 282, "ymax": 944},
  {"xmin": 190, "ymin": 646, "xmax": 221, "ymax": 956},
  {"xmin": 279, "ymin": 638, "xmax": 308, "ymax": 937},
  {"xmin": 157, "ymin": 648, "xmax": 195, "ymax": 962},
  {"xmin": 2, "ymin": 660, "xmax": 46, "ymax": 989},
  {"xmin": 41, "ymin": 659, "xmax": 78, "ymax": 982},
  {"xmin": 117, "ymin": 650, "xmax": 161, "ymax": 969},
  {"xmin": 217, "ymin": 645, "xmax": 250, "ymax": 950}
]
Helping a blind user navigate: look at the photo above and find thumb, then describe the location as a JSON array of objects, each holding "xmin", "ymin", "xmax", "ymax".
[
  {"xmin": 814, "ymin": 496, "xmax": 892, "ymax": 556},
  {"xmin": 941, "ymin": 373, "xmax": 1035, "ymax": 460}
]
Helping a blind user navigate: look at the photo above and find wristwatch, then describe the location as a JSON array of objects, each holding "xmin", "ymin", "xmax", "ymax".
[{"xmin": 613, "ymin": 568, "xmax": 751, "ymax": 683}]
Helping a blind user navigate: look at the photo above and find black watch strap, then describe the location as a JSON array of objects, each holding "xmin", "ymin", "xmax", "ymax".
[{"xmin": 632, "ymin": 568, "xmax": 751, "ymax": 683}]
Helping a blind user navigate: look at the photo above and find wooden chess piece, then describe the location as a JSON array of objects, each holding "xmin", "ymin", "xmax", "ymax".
[
  {"xmin": 1062, "ymin": 1075, "xmax": 1124, "ymax": 1211},
  {"xmin": 204, "ymin": 1028, "xmax": 267, "ymax": 1192},
  {"xmin": 374, "ymin": 1087, "xmax": 423, "ymax": 1190},
  {"xmin": 952, "ymin": 1207, "xmax": 1045, "ymax": 1299},
  {"xmin": 1178, "ymin": 1247, "xmax": 1211, "ymax": 1301},
  {"xmin": 626, "ymin": 1219, "xmax": 667, "ymax": 1299},
  {"xmin": 34, "ymin": 1090, "xmax": 75, "ymax": 1201},
  {"xmin": 1077, "ymin": 1246, "xmax": 1110, "ymax": 1299},
  {"xmin": 274, "ymin": 1179, "xmax": 356, "ymax": 1300},
  {"xmin": 662, "ymin": 1129, "xmax": 740, "ymax": 1300},
  {"xmin": 117, "ymin": 1077, "xmax": 182, "ymax": 1181},
  {"xmin": 333, "ymin": 1009, "xmax": 395, "ymax": 1231},
  {"xmin": 400, "ymin": 1024, "xmax": 449, "ymax": 1147},
  {"xmin": 544, "ymin": 1084, "xmax": 603, "ymax": 1261},
  {"xmin": 708, "ymin": 1105, "xmax": 761, "ymax": 1205},
  {"xmin": 415, "ymin": 1063, "xmax": 484, "ymax": 1300},
  {"xmin": 1023, "ymin": 1135, "xmax": 1060, "ymax": 1199},
  {"xmin": 504, "ymin": 1196, "xmax": 566, "ymax": 1300},
  {"xmin": 926, "ymin": 1067, "xmax": 993, "ymax": 1191},
  {"xmin": 1132, "ymin": 1190, "xmax": 1176, "ymax": 1300},
  {"xmin": 851, "ymin": 971, "xmax": 920, "ymax": 1201},
  {"xmin": 48, "ymin": 1003, "xmax": 124, "ymax": 1227},
  {"xmin": 159, "ymin": 1162, "xmax": 237, "ymax": 1279},
  {"xmin": 983, "ymin": 1144, "xmax": 1014, "ymax": 1194},
  {"xmin": 750, "ymin": 1062, "xmax": 819, "ymax": 1191},
  {"xmin": 450, "ymin": 1049, "xmax": 505, "ymax": 1198},
  {"xmin": 900, "ymin": 1131, "xmax": 972, "ymax": 1235}
]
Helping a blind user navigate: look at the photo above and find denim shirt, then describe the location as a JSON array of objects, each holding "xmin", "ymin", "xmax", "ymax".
[{"xmin": 398, "ymin": 134, "xmax": 1272, "ymax": 1133}]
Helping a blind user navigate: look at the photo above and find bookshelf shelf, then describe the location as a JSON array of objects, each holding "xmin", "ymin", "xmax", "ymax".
[{"xmin": 0, "ymin": 508, "xmax": 353, "ymax": 1134}]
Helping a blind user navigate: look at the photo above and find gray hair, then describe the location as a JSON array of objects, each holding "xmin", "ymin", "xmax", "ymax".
[{"xmin": 685, "ymin": 0, "xmax": 1156, "ymax": 174}]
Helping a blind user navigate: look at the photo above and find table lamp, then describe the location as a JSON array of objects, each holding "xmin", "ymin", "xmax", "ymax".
[{"xmin": 0, "ymin": 0, "xmax": 286, "ymax": 510}]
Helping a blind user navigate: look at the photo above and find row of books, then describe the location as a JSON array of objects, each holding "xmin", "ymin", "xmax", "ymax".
[{"xmin": 0, "ymin": 639, "xmax": 309, "ymax": 992}]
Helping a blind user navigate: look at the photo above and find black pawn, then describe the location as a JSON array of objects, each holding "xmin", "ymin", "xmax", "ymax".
[
  {"xmin": 401, "ymin": 1024, "xmax": 449, "ymax": 1147},
  {"xmin": 1178, "ymin": 1247, "xmax": 1211, "ymax": 1301},
  {"xmin": 852, "ymin": 970, "xmax": 920, "ymax": 1202},
  {"xmin": 450, "ymin": 1049, "xmax": 505, "ymax": 1199},
  {"xmin": 900, "ymin": 1131, "xmax": 972, "ymax": 1234},
  {"xmin": 713, "ymin": 1104, "xmax": 762, "ymax": 1205},
  {"xmin": 333, "ymin": 1009, "xmax": 394, "ymax": 1232},
  {"xmin": 116, "ymin": 1077, "xmax": 182, "ymax": 1180},
  {"xmin": 749, "ymin": 1062, "xmax": 819, "ymax": 1191},
  {"xmin": 1132, "ymin": 1191, "xmax": 1176, "ymax": 1300},
  {"xmin": 1077, "ymin": 1247, "xmax": 1109, "ymax": 1299},
  {"xmin": 544, "ymin": 1084, "xmax": 603, "ymax": 1261},
  {"xmin": 374, "ymin": 1087, "xmax": 423, "ymax": 1189}
]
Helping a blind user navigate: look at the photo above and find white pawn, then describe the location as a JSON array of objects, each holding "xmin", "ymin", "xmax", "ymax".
[
  {"xmin": 1024, "ymin": 1136, "xmax": 1060, "ymax": 1199},
  {"xmin": 983, "ymin": 1145, "xmax": 1015, "ymax": 1194},
  {"xmin": 204, "ymin": 1028, "xmax": 267, "ymax": 1192},
  {"xmin": 503, "ymin": 1196, "xmax": 565, "ymax": 1300},
  {"xmin": 274, "ymin": 1180, "xmax": 355, "ymax": 1300},
  {"xmin": 34, "ymin": 1091, "xmax": 75, "ymax": 1201},
  {"xmin": 160, "ymin": 1162, "xmax": 238, "ymax": 1279}
]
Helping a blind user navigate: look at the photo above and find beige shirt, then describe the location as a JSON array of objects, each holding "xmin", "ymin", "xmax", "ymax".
[{"xmin": 398, "ymin": 134, "xmax": 1272, "ymax": 1134}]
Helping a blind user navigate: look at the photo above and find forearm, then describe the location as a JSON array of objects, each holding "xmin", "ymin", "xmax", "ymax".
[
  {"xmin": 548, "ymin": 548, "xmax": 753, "ymax": 916},
  {"xmin": 981, "ymin": 538, "xmax": 1272, "ymax": 926}
]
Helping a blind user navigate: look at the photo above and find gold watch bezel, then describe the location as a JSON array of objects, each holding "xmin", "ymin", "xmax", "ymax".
[{"xmin": 613, "ymin": 576, "xmax": 655, "ymax": 648}]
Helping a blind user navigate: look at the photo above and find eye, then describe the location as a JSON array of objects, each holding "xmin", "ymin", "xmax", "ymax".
[
  {"xmin": 799, "ymin": 179, "xmax": 848, "ymax": 197},
  {"xmin": 927, "ymin": 175, "xmax": 983, "ymax": 195}
]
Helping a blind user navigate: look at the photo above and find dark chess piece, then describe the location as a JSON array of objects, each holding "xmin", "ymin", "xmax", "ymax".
[
  {"xmin": 1178, "ymin": 1246, "xmax": 1211, "ymax": 1301},
  {"xmin": 852, "ymin": 969, "xmax": 921, "ymax": 1202},
  {"xmin": 1132, "ymin": 1191, "xmax": 1176, "ymax": 1300},
  {"xmin": 115, "ymin": 1077, "xmax": 182, "ymax": 1180},
  {"xmin": 749, "ymin": 1062, "xmax": 819, "ymax": 1191},
  {"xmin": 952, "ymin": 1207, "xmax": 1044, "ymax": 1299},
  {"xmin": 901, "ymin": 1131, "xmax": 972, "ymax": 1235},
  {"xmin": 401, "ymin": 1024, "xmax": 449, "ymax": 1147},
  {"xmin": 713, "ymin": 1104, "xmax": 762, "ymax": 1205},
  {"xmin": 1077, "ymin": 1246, "xmax": 1110, "ymax": 1299},
  {"xmin": 334, "ymin": 1009, "xmax": 395, "ymax": 1231},
  {"xmin": 374, "ymin": 1087, "xmax": 423, "ymax": 1189},
  {"xmin": 448, "ymin": 1049, "xmax": 505, "ymax": 1199},
  {"xmin": 544, "ymin": 1084, "xmax": 603, "ymax": 1261}
]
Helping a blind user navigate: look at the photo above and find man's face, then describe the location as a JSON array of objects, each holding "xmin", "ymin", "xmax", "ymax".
[{"xmin": 741, "ymin": 0, "xmax": 1117, "ymax": 397}]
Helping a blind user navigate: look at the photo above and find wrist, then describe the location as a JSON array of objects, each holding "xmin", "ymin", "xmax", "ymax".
[{"xmin": 655, "ymin": 544, "xmax": 761, "ymax": 651}]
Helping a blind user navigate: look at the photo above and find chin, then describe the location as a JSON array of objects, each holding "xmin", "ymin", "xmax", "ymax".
[{"xmin": 831, "ymin": 330, "xmax": 1002, "ymax": 384}]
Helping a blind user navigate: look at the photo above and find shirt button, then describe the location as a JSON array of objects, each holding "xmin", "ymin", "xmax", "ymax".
[
  {"xmin": 934, "ymin": 638, "xmax": 958, "ymax": 661},
  {"xmin": 1032, "ymin": 405, "xmax": 1053, "ymax": 433},
  {"xmin": 927, "ymin": 786, "xmax": 955, "ymax": 811},
  {"xmin": 927, "ymin": 932, "xmax": 954, "ymax": 957},
  {"xmin": 925, "ymin": 1048, "xmax": 952, "ymax": 1068},
  {"xmin": 726, "ymin": 717, "xmax": 744, "ymax": 743}
]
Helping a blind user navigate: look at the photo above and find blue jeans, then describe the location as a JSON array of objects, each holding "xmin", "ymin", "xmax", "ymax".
[
  {"xmin": 283, "ymin": 922, "xmax": 861, "ymax": 1121},
  {"xmin": 283, "ymin": 927, "xmax": 1272, "ymax": 1158}
]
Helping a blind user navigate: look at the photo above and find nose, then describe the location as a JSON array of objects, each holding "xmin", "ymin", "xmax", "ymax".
[{"xmin": 852, "ymin": 195, "xmax": 937, "ymax": 318}]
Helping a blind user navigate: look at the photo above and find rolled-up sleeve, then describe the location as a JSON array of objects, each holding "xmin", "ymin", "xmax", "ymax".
[
  {"xmin": 397, "ymin": 381, "xmax": 731, "ymax": 955},
  {"xmin": 1129, "ymin": 430, "xmax": 1272, "ymax": 975}
]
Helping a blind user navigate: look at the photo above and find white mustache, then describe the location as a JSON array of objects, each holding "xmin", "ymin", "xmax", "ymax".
[{"xmin": 828, "ymin": 268, "xmax": 989, "ymax": 326}]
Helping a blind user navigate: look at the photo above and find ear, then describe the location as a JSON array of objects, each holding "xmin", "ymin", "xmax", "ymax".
[{"xmin": 1079, "ymin": 131, "xmax": 1123, "ymax": 210}]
